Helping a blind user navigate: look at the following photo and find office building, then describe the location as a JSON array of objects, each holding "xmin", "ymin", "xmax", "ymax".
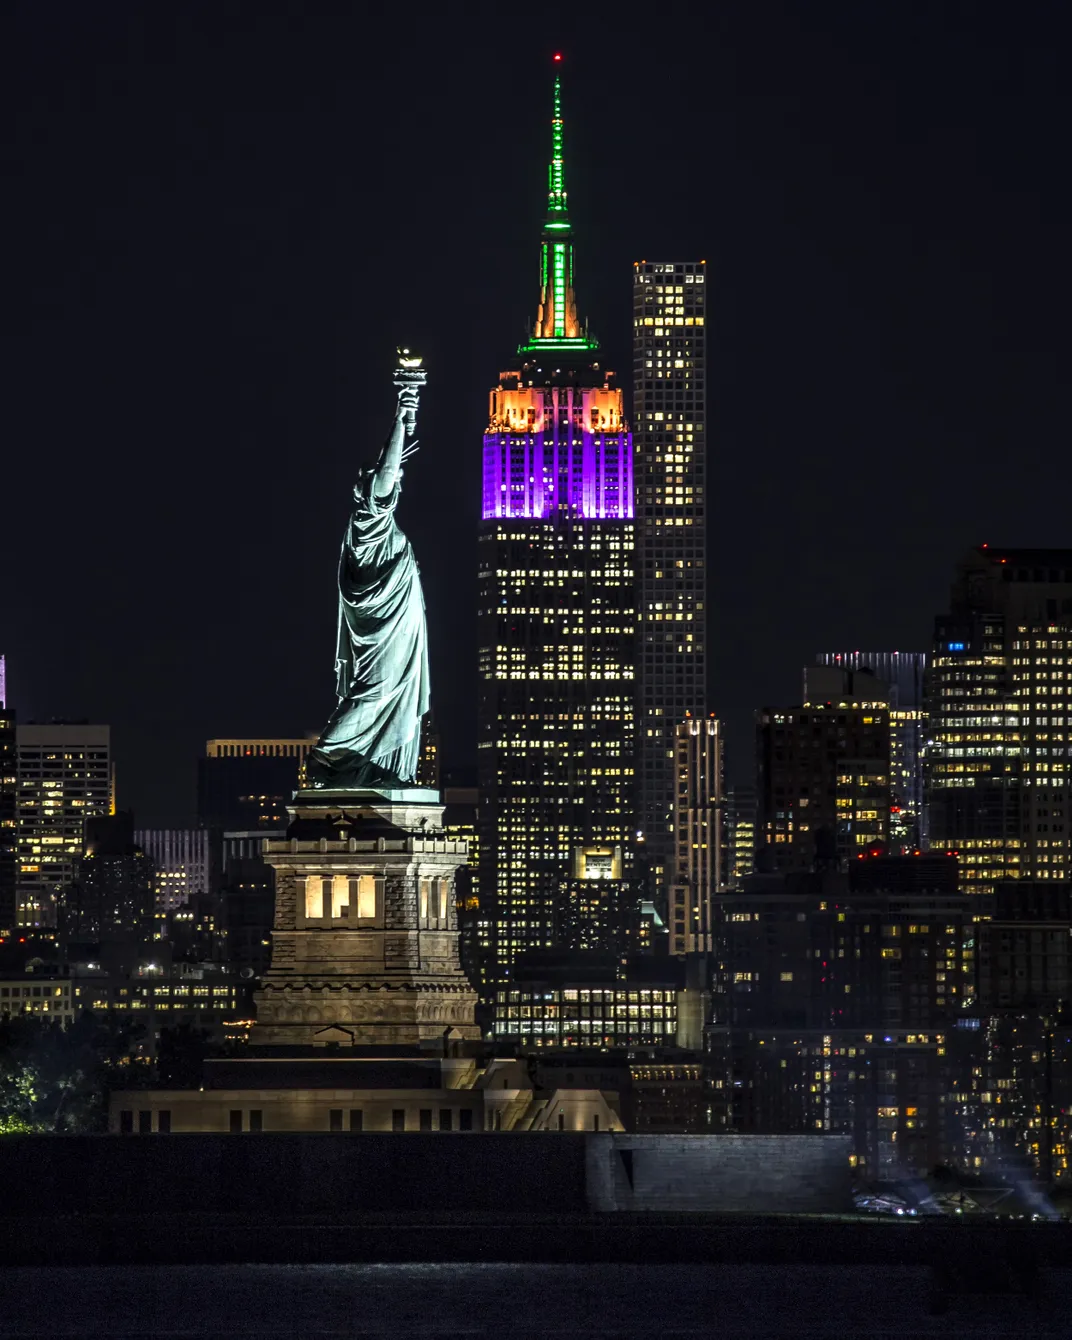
[
  {"xmin": 0, "ymin": 971, "xmax": 74, "ymax": 1023},
  {"xmin": 633, "ymin": 259, "xmax": 707, "ymax": 900},
  {"xmin": 0, "ymin": 695, "xmax": 15, "ymax": 936},
  {"xmin": 416, "ymin": 713, "xmax": 441, "ymax": 790},
  {"xmin": 218, "ymin": 836, "xmax": 277, "ymax": 981},
  {"xmin": 711, "ymin": 856, "xmax": 971, "ymax": 1030},
  {"xmin": 817, "ymin": 652, "xmax": 927, "ymax": 852},
  {"xmin": 490, "ymin": 950, "xmax": 682, "ymax": 1049},
  {"xmin": 135, "ymin": 828, "xmax": 210, "ymax": 913},
  {"xmin": 476, "ymin": 68, "xmax": 636, "ymax": 990},
  {"xmin": 976, "ymin": 880, "xmax": 1072, "ymax": 1182},
  {"xmin": 165, "ymin": 893, "xmax": 227, "ymax": 966},
  {"xmin": 706, "ymin": 1025, "xmax": 976, "ymax": 1180},
  {"xmin": 707, "ymin": 857, "xmax": 982, "ymax": 1175},
  {"xmin": 816, "ymin": 652, "xmax": 925, "ymax": 707},
  {"xmin": 44, "ymin": 957, "xmax": 247, "ymax": 1051},
  {"xmin": 927, "ymin": 547, "xmax": 1072, "ymax": 896},
  {"xmin": 757, "ymin": 667, "xmax": 891, "ymax": 871},
  {"xmin": 668, "ymin": 716, "xmax": 723, "ymax": 957},
  {"xmin": 197, "ymin": 737, "xmax": 317, "ymax": 831},
  {"xmin": 724, "ymin": 784, "xmax": 757, "ymax": 887},
  {"xmin": 16, "ymin": 722, "xmax": 112, "ymax": 927},
  {"xmin": 60, "ymin": 812, "xmax": 155, "ymax": 948}
]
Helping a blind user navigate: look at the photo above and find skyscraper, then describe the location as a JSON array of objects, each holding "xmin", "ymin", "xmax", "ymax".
[
  {"xmin": 633, "ymin": 261, "xmax": 707, "ymax": 901},
  {"xmin": 16, "ymin": 723, "xmax": 112, "ymax": 927},
  {"xmin": 817, "ymin": 651, "xmax": 927, "ymax": 853},
  {"xmin": 927, "ymin": 546, "xmax": 1072, "ymax": 895},
  {"xmin": 477, "ymin": 67, "xmax": 636, "ymax": 991},
  {"xmin": 669, "ymin": 716, "xmax": 724, "ymax": 957},
  {"xmin": 757, "ymin": 668, "xmax": 891, "ymax": 871}
]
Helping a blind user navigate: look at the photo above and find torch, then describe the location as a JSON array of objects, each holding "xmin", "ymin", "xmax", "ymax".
[{"xmin": 393, "ymin": 347, "xmax": 426, "ymax": 438}]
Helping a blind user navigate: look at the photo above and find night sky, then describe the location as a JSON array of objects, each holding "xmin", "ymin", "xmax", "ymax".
[{"xmin": 7, "ymin": 2, "xmax": 1069, "ymax": 825}]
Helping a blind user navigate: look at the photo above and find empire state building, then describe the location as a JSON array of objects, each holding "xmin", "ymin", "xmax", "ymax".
[{"xmin": 476, "ymin": 64, "xmax": 637, "ymax": 1013}]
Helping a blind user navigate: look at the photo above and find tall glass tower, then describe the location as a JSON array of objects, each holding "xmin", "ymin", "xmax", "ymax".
[
  {"xmin": 477, "ymin": 64, "xmax": 636, "ymax": 1003},
  {"xmin": 633, "ymin": 262, "xmax": 708, "ymax": 903}
]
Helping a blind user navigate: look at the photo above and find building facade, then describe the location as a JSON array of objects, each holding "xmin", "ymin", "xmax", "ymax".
[
  {"xmin": 0, "ymin": 972, "xmax": 74, "ymax": 1023},
  {"xmin": 253, "ymin": 792, "xmax": 479, "ymax": 1048},
  {"xmin": 633, "ymin": 260, "xmax": 707, "ymax": 902},
  {"xmin": 927, "ymin": 547, "xmax": 1072, "ymax": 896},
  {"xmin": 490, "ymin": 950, "xmax": 682, "ymax": 1049},
  {"xmin": 476, "ymin": 70, "xmax": 636, "ymax": 993},
  {"xmin": 817, "ymin": 652, "xmax": 927, "ymax": 853},
  {"xmin": 61, "ymin": 812, "xmax": 155, "ymax": 948},
  {"xmin": 724, "ymin": 784, "xmax": 757, "ymax": 887},
  {"xmin": 197, "ymin": 737, "xmax": 318, "ymax": 832},
  {"xmin": 135, "ymin": 828, "xmax": 211, "ymax": 913},
  {"xmin": 757, "ymin": 668, "xmax": 891, "ymax": 872},
  {"xmin": 15, "ymin": 723, "xmax": 112, "ymax": 927},
  {"xmin": 668, "ymin": 716, "xmax": 724, "ymax": 956},
  {"xmin": 0, "ymin": 696, "xmax": 16, "ymax": 937},
  {"xmin": 976, "ymin": 880, "xmax": 1072, "ymax": 1182},
  {"xmin": 707, "ymin": 858, "xmax": 984, "ymax": 1177}
]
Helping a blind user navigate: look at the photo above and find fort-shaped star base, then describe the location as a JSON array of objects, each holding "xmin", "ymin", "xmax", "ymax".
[{"xmin": 251, "ymin": 791, "xmax": 480, "ymax": 1048}]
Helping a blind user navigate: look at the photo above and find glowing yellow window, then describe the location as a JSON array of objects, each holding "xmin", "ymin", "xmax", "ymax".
[
  {"xmin": 305, "ymin": 875, "xmax": 324, "ymax": 919},
  {"xmin": 354, "ymin": 875, "xmax": 376, "ymax": 920}
]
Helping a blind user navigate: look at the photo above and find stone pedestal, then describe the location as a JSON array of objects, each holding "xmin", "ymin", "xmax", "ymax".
[{"xmin": 251, "ymin": 789, "xmax": 480, "ymax": 1047}]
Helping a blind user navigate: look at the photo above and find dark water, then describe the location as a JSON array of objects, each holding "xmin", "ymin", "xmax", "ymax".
[{"xmin": 1, "ymin": 1262, "xmax": 1070, "ymax": 1337}]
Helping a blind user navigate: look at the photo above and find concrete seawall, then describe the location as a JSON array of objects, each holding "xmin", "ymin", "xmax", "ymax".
[{"xmin": 0, "ymin": 1131, "xmax": 851, "ymax": 1217}]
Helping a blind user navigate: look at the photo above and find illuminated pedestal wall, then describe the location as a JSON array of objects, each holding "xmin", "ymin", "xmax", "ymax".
[{"xmin": 251, "ymin": 792, "xmax": 480, "ymax": 1047}]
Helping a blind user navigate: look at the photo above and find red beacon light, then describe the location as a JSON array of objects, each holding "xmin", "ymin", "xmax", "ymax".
[{"xmin": 553, "ymin": 52, "xmax": 563, "ymax": 62}]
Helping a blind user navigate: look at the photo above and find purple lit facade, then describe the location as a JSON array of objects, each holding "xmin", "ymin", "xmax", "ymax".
[
  {"xmin": 481, "ymin": 376, "xmax": 633, "ymax": 521},
  {"xmin": 482, "ymin": 426, "xmax": 633, "ymax": 520}
]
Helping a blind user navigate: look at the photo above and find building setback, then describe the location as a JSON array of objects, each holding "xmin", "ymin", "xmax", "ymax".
[
  {"xmin": 476, "ymin": 69, "xmax": 636, "ymax": 994},
  {"xmin": 633, "ymin": 260, "xmax": 707, "ymax": 902}
]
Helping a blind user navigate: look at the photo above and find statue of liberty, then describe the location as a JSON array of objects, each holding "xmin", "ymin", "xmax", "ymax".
[{"xmin": 305, "ymin": 352, "xmax": 430, "ymax": 791}]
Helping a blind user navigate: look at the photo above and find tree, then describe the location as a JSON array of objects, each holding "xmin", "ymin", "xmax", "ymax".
[{"xmin": 0, "ymin": 1010, "xmax": 148, "ymax": 1134}]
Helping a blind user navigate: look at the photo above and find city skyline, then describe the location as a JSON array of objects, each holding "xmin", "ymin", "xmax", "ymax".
[
  {"xmin": 7, "ymin": 10, "xmax": 1072, "ymax": 1282},
  {"xmin": 8, "ymin": 7, "xmax": 1069, "ymax": 828}
]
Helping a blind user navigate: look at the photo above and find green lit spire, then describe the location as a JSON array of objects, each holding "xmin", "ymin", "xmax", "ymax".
[
  {"xmin": 519, "ymin": 59, "xmax": 598, "ymax": 357},
  {"xmin": 546, "ymin": 73, "xmax": 568, "ymax": 223}
]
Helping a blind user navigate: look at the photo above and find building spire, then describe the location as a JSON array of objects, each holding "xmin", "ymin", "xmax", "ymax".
[
  {"xmin": 519, "ymin": 56, "xmax": 597, "ymax": 355},
  {"xmin": 547, "ymin": 67, "xmax": 567, "ymax": 222}
]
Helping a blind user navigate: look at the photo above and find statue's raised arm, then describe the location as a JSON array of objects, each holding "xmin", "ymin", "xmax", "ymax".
[{"xmin": 304, "ymin": 351, "xmax": 431, "ymax": 793}]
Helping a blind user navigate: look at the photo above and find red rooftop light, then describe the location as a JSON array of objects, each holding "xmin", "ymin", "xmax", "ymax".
[{"xmin": 553, "ymin": 52, "xmax": 562, "ymax": 61}]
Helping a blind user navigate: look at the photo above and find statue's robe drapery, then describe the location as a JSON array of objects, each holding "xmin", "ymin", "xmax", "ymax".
[{"xmin": 305, "ymin": 471, "xmax": 429, "ymax": 790}]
